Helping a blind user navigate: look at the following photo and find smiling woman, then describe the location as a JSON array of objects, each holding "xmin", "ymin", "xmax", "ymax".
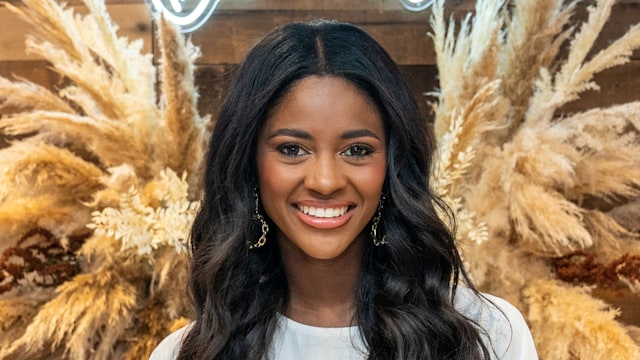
[{"xmin": 150, "ymin": 20, "xmax": 538, "ymax": 360}]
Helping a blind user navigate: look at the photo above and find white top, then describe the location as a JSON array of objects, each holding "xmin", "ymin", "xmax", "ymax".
[{"xmin": 149, "ymin": 288, "xmax": 538, "ymax": 359}]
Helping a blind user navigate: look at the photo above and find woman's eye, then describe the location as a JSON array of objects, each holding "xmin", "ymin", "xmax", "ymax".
[
  {"xmin": 342, "ymin": 145, "xmax": 372, "ymax": 158},
  {"xmin": 278, "ymin": 144, "xmax": 308, "ymax": 157}
]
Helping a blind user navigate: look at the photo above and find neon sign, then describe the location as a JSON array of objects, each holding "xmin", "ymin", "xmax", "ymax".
[
  {"xmin": 398, "ymin": 0, "xmax": 434, "ymax": 11},
  {"xmin": 150, "ymin": 0, "xmax": 434, "ymax": 33},
  {"xmin": 149, "ymin": 0, "xmax": 221, "ymax": 33}
]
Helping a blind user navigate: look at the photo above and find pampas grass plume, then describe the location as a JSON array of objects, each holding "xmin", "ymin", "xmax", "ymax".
[
  {"xmin": 1, "ymin": 269, "xmax": 137, "ymax": 360},
  {"xmin": 524, "ymin": 280, "xmax": 640, "ymax": 359}
]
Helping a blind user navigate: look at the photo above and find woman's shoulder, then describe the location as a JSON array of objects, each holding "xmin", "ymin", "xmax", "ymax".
[
  {"xmin": 149, "ymin": 323, "xmax": 192, "ymax": 360},
  {"xmin": 453, "ymin": 286, "xmax": 524, "ymax": 326},
  {"xmin": 453, "ymin": 287, "xmax": 539, "ymax": 359}
]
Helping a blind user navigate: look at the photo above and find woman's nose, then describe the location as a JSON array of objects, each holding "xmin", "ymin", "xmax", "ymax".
[{"xmin": 303, "ymin": 154, "xmax": 347, "ymax": 196}]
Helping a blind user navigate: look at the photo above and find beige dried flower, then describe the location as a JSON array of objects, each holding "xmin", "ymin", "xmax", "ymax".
[
  {"xmin": 88, "ymin": 169, "xmax": 199, "ymax": 257},
  {"xmin": 430, "ymin": 0, "xmax": 640, "ymax": 357},
  {"xmin": 0, "ymin": 0, "xmax": 205, "ymax": 357}
]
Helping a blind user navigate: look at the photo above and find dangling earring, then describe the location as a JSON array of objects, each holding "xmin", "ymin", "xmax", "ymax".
[
  {"xmin": 371, "ymin": 195, "xmax": 387, "ymax": 246},
  {"xmin": 250, "ymin": 188, "xmax": 269, "ymax": 249}
]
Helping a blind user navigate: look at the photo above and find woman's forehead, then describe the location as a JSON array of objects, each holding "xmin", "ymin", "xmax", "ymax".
[{"xmin": 260, "ymin": 76, "xmax": 385, "ymax": 140}]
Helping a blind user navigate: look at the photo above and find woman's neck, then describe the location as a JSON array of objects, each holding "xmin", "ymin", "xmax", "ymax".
[{"xmin": 279, "ymin": 236, "xmax": 364, "ymax": 328}]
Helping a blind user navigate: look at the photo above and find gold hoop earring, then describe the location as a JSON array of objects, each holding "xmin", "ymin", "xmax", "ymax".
[
  {"xmin": 250, "ymin": 188, "xmax": 268, "ymax": 249},
  {"xmin": 371, "ymin": 195, "xmax": 387, "ymax": 246}
]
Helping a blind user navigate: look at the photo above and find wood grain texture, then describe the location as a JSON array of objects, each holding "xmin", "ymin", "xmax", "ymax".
[
  {"xmin": 559, "ymin": 60, "xmax": 640, "ymax": 114},
  {"xmin": 189, "ymin": 9, "xmax": 434, "ymax": 65},
  {"xmin": 0, "ymin": 3, "xmax": 152, "ymax": 61},
  {"xmin": 187, "ymin": 0, "xmax": 640, "ymax": 65},
  {"xmin": 1, "ymin": 1, "xmax": 638, "ymax": 64},
  {"xmin": 0, "ymin": 0, "xmax": 638, "ymax": 120},
  {"xmin": 0, "ymin": 60, "xmax": 55, "ymax": 87}
]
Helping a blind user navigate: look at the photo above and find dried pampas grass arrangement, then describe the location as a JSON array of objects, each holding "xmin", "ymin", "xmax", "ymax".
[
  {"xmin": 0, "ymin": 0, "xmax": 206, "ymax": 358},
  {"xmin": 430, "ymin": 0, "xmax": 640, "ymax": 358},
  {"xmin": 1, "ymin": 0, "xmax": 639, "ymax": 358}
]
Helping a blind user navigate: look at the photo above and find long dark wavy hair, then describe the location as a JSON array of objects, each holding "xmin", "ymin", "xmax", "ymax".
[{"xmin": 178, "ymin": 20, "xmax": 492, "ymax": 359}]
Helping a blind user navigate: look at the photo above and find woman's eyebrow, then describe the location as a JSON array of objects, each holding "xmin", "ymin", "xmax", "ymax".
[
  {"xmin": 267, "ymin": 128, "xmax": 382, "ymax": 141},
  {"xmin": 267, "ymin": 128, "xmax": 313, "ymax": 140},
  {"xmin": 340, "ymin": 129, "xmax": 382, "ymax": 141}
]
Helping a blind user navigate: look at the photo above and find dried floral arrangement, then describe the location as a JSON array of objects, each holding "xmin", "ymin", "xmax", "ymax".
[
  {"xmin": 0, "ymin": 0, "xmax": 639, "ymax": 358},
  {"xmin": 429, "ymin": 0, "xmax": 640, "ymax": 358},
  {"xmin": 0, "ymin": 0, "xmax": 206, "ymax": 358}
]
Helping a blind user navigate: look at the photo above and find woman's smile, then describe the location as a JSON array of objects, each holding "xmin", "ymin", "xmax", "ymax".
[
  {"xmin": 256, "ymin": 75, "xmax": 387, "ymax": 261},
  {"xmin": 293, "ymin": 202, "xmax": 355, "ymax": 229}
]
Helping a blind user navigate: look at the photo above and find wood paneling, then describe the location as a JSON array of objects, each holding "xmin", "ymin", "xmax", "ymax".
[
  {"xmin": 0, "ymin": 3, "xmax": 152, "ymax": 61},
  {"xmin": 189, "ymin": 1, "xmax": 640, "ymax": 65},
  {"xmin": 0, "ymin": 60, "xmax": 57, "ymax": 87},
  {"xmin": 576, "ymin": 0, "xmax": 640, "ymax": 60},
  {"xmin": 559, "ymin": 60, "xmax": 640, "ymax": 115},
  {"xmin": 0, "ymin": 60, "xmax": 62, "ymax": 120},
  {"xmin": 195, "ymin": 64, "xmax": 237, "ymax": 119},
  {"xmin": 191, "ymin": 10, "xmax": 434, "ymax": 65},
  {"xmin": 0, "ymin": 0, "xmax": 638, "ymax": 121},
  {"xmin": 1, "ymin": 1, "xmax": 637, "ymax": 64}
]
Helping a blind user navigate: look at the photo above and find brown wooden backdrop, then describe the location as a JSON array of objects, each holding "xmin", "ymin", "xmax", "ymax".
[{"xmin": 1, "ymin": 0, "xmax": 638, "ymax": 122}]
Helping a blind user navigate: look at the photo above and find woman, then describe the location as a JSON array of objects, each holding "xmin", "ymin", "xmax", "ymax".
[{"xmin": 151, "ymin": 20, "xmax": 537, "ymax": 359}]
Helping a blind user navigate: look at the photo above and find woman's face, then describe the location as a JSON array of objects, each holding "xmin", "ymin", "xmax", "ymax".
[{"xmin": 256, "ymin": 76, "xmax": 387, "ymax": 261}]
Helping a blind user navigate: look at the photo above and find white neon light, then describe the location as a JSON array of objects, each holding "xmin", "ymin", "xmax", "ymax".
[
  {"xmin": 169, "ymin": 0, "xmax": 183, "ymax": 13},
  {"xmin": 150, "ymin": 0, "xmax": 221, "ymax": 33},
  {"xmin": 399, "ymin": 0, "xmax": 434, "ymax": 11},
  {"xmin": 151, "ymin": 0, "xmax": 433, "ymax": 32}
]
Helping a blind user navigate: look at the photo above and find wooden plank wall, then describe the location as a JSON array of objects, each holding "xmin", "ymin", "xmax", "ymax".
[{"xmin": 1, "ymin": 0, "xmax": 638, "ymax": 121}]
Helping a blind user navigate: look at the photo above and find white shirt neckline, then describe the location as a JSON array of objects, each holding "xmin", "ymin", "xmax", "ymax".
[{"xmin": 276, "ymin": 314, "xmax": 359, "ymax": 336}]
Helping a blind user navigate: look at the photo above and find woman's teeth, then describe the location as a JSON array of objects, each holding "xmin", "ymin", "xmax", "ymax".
[{"xmin": 299, "ymin": 205, "xmax": 348, "ymax": 218}]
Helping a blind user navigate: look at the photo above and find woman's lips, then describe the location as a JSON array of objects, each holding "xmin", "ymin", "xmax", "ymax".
[{"xmin": 293, "ymin": 203, "xmax": 355, "ymax": 229}]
